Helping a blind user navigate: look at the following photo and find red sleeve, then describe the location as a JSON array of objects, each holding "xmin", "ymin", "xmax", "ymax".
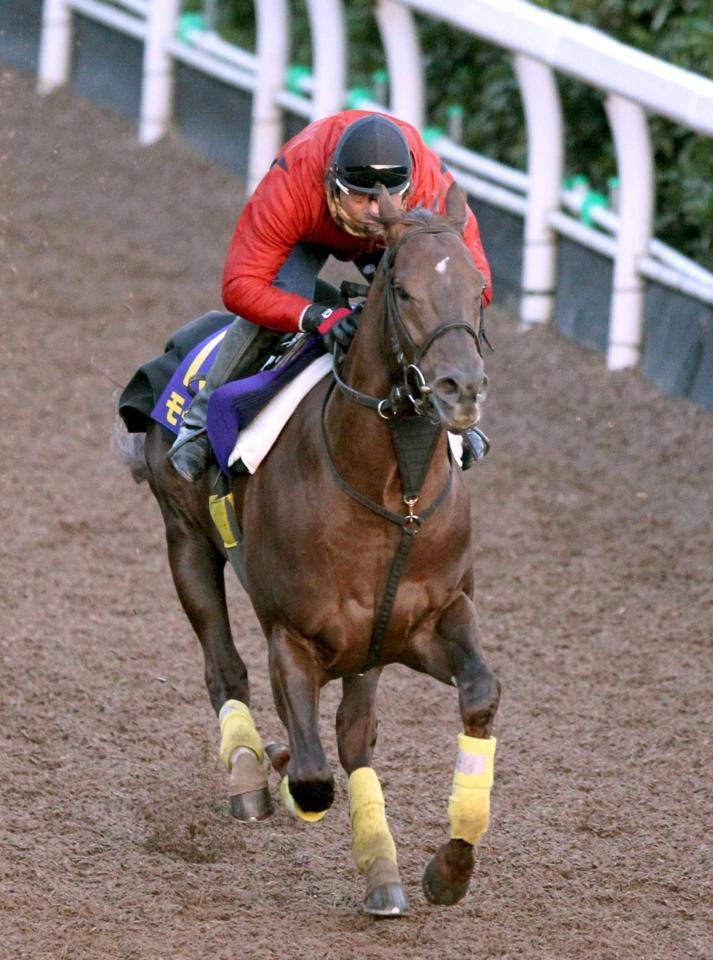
[
  {"xmin": 409, "ymin": 139, "xmax": 492, "ymax": 307},
  {"xmin": 222, "ymin": 161, "xmax": 316, "ymax": 333},
  {"xmin": 461, "ymin": 195, "xmax": 492, "ymax": 307}
]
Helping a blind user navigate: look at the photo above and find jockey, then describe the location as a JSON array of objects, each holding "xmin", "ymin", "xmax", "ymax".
[{"xmin": 169, "ymin": 110, "xmax": 492, "ymax": 482}]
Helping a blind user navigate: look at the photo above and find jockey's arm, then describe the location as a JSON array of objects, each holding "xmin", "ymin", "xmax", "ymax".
[{"xmin": 222, "ymin": 166, "xmax": 315, "ymax": 334}]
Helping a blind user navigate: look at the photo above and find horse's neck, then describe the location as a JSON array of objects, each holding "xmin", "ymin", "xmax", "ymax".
[
  {"xmin": 323, "ymin": 277, "xmax": 449, "ymax": 510},
  {"xmin": 340, "ymin": 272, "xmax": 394, "ymax": 401}
]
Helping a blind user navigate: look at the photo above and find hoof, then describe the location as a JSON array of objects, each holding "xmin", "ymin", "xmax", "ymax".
[
  {"xmin": 364, "ymin": 883, "xmax": 410, "ymax": 918},
  {"xmin": 279, "ymin": 776, "xmax": 330, "ymax": 822},
  {"xmin": 264, "ymin": 740, "xmax": 290, "ymax": 776},
  {"xmin": 422, "ymin": 854, "xmax": 470, "ymax": 906},
  {"xmin": 229, "ymin": 786, "xmax": 274, "ymax": 823}
]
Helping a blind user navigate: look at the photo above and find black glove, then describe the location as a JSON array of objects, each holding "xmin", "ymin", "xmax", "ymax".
[{"xmin": 301, "ymin": 304, "xmax": 361, "ymax": 354}]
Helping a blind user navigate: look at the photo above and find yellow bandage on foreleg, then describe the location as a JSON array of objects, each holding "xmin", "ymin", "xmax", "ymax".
[
  {"xmin": 279, "ymin": 776, "xmax": 328, "ymax": 823},
  {"xmin": 218, "ymin": 700, "xmax": 264, "ymax": 769},
  {"xmin": 349, "ymin": 767, "xmax": 397, "ymax": 873},
  {"xmin": 448, "ymin": 734, "xmax": 496, "ymax": 845}
]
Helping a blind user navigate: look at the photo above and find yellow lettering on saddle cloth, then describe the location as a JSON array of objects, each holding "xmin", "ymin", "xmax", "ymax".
[
  {"xmin": 165, "ymin": 390, "xmax": 186, "ymax": 425},
  {"xmin": 448, "ymin": 734, "xmax": 496, "ymax": 845},
  {"xmin": 182, "ymin": 329, "xmax": 228, "ymax": 391}
]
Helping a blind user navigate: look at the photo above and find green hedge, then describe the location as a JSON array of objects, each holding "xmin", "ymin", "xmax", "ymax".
[{"xmin": 181, "ymin": 0, "xmax": 713, "ymax": 269}]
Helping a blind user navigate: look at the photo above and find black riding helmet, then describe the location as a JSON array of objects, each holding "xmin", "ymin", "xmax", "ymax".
[{"xmin": 330, "ymin": 115, "xmax": 412, "ymax": 196}]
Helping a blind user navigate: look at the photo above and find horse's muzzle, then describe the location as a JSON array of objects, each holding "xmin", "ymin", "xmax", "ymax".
[{"xmin": 430, "ymin": 372, "xmax": 488, "ymax": 433}]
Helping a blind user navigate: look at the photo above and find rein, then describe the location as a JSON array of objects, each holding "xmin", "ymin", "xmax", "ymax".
[{"xmin": 323, "ymin": 221, "xmax": 480, "ymax": 673}]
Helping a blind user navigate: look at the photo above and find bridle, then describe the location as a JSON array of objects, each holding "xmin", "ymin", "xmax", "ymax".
[{"xmin": 332, "ymin": 222, "xmax": 488, "ymax": 420}]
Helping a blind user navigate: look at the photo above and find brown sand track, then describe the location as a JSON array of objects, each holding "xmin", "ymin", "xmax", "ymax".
[{"xmin": 1, "ymin": 67, "xmax": 711, "ymax": 960}]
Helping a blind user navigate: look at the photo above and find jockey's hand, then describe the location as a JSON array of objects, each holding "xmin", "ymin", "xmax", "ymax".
[{"xmin": 301, "ymin": 304, "xmax": 361, "ymax": 353}]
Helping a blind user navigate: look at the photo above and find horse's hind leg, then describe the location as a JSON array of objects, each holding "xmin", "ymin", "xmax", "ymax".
[
  {"xmin": 161, "ymin": 508, "xmax": 273, "ymax": 822},
  {"xmin": 337, "ymin": 671, "xmax": 409, "ymax": 918},
  {"xmin": 405, "ymin": 593, "xmax": 500, "ymax": 906}
]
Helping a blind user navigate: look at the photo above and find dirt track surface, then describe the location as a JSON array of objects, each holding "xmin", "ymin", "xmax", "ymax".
[{"xmin": 1, "ymin": 67, "xmax": 711, "ymax": 960}]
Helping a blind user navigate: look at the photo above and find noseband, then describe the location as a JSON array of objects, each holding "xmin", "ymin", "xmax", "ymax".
[{"xmin": 333, "ymin": 224, "xmax": 487, "ymax": 419}]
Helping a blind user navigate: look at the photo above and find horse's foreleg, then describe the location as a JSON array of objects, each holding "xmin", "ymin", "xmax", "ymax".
[
  {"xmin": 406, "ymin": 594, "xmax": 500, "ymax": 906},
  {"xmin": 163, "ymin": 515, "xmax": 272, "ymax": 821},
  {"xmin": 337, "ymin": 673, "xmax": 409, "ymax": 917},
  {"xmin": 269, "ymin": 625, "xmax": 334, "ymax": 820}
]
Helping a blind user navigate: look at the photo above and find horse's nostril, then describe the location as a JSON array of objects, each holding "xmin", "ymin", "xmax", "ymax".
[{"xmin": 434, "ymin": 377, "xmax": 460, "ymax": 402}]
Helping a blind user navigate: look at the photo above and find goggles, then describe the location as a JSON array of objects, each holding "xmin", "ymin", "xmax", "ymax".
[{"xmin": 335, "ymin": 164, "xmax": 411, "ymax": 196}]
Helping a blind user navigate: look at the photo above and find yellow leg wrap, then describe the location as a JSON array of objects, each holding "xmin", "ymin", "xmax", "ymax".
[
  {"xmin": 448, "ymin": 734, "xmax": 496, "ymax": 845},
  {"xmin": 218, "ymin": 700, "xmax": 264, "ymax": 770},
  {"xmin": 279, "ymin": 776, "xmax": 329, "ymax": 823},
  {"xmin": 349, "ymin": 767, "xmax": 397, "ymax": 874}
]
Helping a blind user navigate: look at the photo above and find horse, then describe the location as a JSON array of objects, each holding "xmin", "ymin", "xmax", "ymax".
[{"xmin": 125, "ymin": 183, "xmax": 500, "ymax": 917}]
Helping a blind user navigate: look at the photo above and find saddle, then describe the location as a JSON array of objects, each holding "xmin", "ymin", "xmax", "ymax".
[
  {"xmin": 118, "ymin": 312, "xmax": 331, "ymax": 474},
  {"xmin": 206, "ymin": 334, "xmax": 330, "ymax": 474}
]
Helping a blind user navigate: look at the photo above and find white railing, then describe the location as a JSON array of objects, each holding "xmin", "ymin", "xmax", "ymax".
[
  {"xmin": 378, "ymin": 0, "xmax": 713, "ymax": 368},
  {"xmin": 36, "ymin": 0, "xmax": 713, "ymax": 370}
]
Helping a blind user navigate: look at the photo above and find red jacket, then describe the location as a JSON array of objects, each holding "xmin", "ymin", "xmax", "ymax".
[{"xmin": 222, "ymin": 111, "xmax": 492, "ymax": 333}]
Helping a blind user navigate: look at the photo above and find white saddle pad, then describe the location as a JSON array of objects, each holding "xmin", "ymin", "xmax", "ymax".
[
  {"xmin": 228, "ymin": 353, "xmax": 466, "ymax": 474},
  {"xmin": 228, "ymin": 354, "xmax": 332, "ymax": 473}
]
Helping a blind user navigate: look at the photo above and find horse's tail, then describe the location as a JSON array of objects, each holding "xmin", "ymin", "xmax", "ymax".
[{"xmin": 112, "ymin": 417, "xmax": 148, "ymax": 484}]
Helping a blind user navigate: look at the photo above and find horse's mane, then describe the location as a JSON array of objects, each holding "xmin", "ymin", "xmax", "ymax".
[{"xmin": 375, "ymin": 203, "xmax": 455, "ymax": 233}]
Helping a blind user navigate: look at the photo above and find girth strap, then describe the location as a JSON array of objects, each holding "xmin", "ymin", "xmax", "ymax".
[{"xmin": 208, "ymin": 469, "xmax": 247, "ymax": 588}]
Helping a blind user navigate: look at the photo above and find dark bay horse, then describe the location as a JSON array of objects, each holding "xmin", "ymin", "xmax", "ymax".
[{"xmin": 130, "ymin": 183, "xmax": 500, "ymax": 916}]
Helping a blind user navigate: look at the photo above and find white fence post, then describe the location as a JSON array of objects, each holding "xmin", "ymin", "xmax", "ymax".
[
  {"xmin": 249, "ymin": 0, "xmax": 290, "ymax": 192},
  {"xmin": 514, "ymin": 54, "xmax": 563, "ymax": 328},
  {"xmin": 37, "ymin": 0, "xmax": 72, "ymax": 95},
  {"xmin": 605, "ymin": 95, "xmax": 654, "ymax": 370},
  {"xmin": 139, "ymin": 0, "xmax": 181, "ymax": 145},
  {"xmin": 376, "ymin": 0, "xmax": 425, "ymax": 127},
  {"xmin": 305, "ymin": 0, "xmax": 346, "ymax": 119}
]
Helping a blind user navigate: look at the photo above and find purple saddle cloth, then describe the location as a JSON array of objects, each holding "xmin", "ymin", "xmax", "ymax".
[
  {"xmin": 206, "ymin": 334, "xmax": 324, "ymax": 474},
  {"xmin": 149, "ymin": 327, "xmax": 325, "ymax": 475}
]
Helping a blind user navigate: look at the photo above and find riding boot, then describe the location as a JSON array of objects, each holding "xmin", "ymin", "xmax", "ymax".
[
  {"xmin": 168, "ymin": 316, "xmax": 281, "ymax": 482},
  {"xmin": 460, "ymin": 426, "xmax": 490, "ymax": 471}
]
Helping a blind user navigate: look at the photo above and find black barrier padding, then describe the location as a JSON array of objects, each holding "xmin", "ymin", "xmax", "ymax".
[
  {"xmin": 0, "ymin": 0, "xmax": 42, "ymax": 71},
  {"xmin": 688, "ymin": 313, "xmax": 713, "ymax": 410},
  {"xmin": 71, "ymin": 16, "xmax": 142, "ymax": 122},
  {"xmin": 643, "ymin": 284, "xmax": 713, "ymax": 410},
  {"xmin": 469, "ymin": 199, "xmax": 523, "ymax": 311},
  {"xmin": 175, "ymin": 66, "xmax": 252, "ymax": 176},
  {"xmin": 554, "ymin": 238, "xmax": 611, "ymax": 352}
]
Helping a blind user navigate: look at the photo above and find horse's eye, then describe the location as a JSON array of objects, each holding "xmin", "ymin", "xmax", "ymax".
[{"xmin": 395, "ymin": 285, "xmax": 410, "ymax": 302}]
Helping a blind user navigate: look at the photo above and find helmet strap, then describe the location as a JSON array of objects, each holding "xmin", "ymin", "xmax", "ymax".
[{"xmin": 325, "ymin": 175, "xmax": 380, "ymax": 239}]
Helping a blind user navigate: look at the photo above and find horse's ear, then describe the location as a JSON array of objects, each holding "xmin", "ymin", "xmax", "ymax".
[
  {"xmin": 378, "ymin": 185, "xmax": 407, "ymax": 244},
  {"xmin": 445, "ymin": 182, "xmax": 467, "ymax": 234},
  {"xmin": 378, "ymin": 184, "xmax": 399, "ymax": 220}
]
